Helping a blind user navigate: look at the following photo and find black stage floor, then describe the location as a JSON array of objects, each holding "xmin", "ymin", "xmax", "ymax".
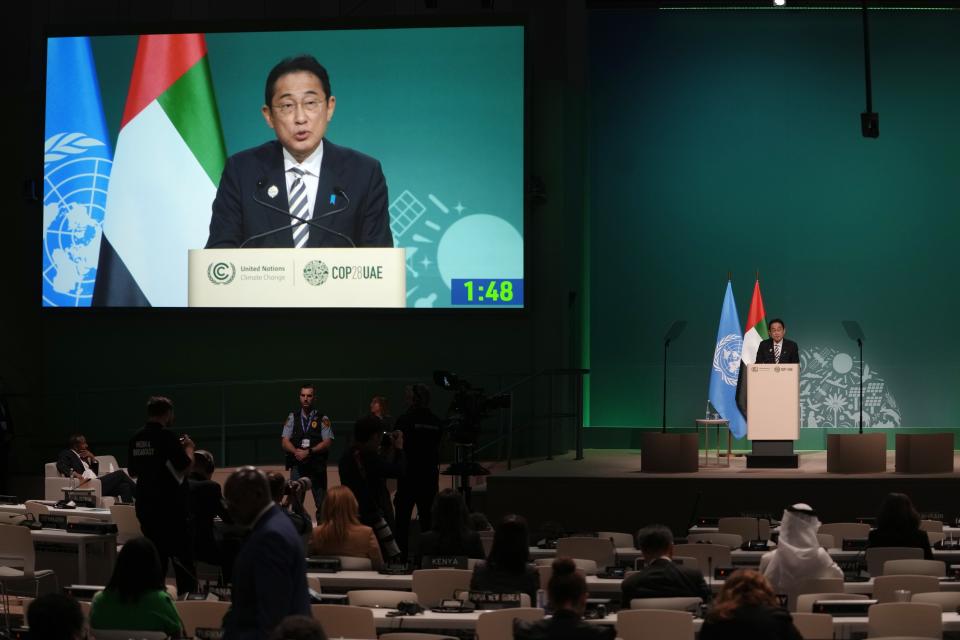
[{"xmin": 484, "ymin": 450, "xmax": 960, "ymax": 536}]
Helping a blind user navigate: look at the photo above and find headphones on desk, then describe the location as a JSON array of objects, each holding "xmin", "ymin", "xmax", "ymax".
[{"xmin": 385, "ymin": 601, "xmax": 425, "ymax": 617}]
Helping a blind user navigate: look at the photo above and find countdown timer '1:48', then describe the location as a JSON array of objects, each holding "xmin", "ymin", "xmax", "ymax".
[{"xmin": 451, "ymin": 279, "xmax": 524, "ymax": 306}]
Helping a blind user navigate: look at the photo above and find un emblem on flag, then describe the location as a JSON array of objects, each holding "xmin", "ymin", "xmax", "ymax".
[
  {"xmin": 43, "ymin": 133, "xmax": 112, "ymax": 307},
  {"xmin": 303, "ymin": 260, "xmax": 329, "ymax": 286},
  {"xmin": 207, "ymin": 262, "xmax": 236, "ymax": 285},
  {"xmin": 712, "ymin": 334, "xmax": 743, "ymax": 386}
]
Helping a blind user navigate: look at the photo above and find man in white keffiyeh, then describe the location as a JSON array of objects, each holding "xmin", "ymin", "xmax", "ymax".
[{"xmin": 759, "ymin": 503, "xmax": 843, "ymax": 596}]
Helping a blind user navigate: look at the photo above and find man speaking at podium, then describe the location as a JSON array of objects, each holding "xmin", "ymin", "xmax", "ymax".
[
  {"xmin": 755, "ymin": 318, "xmax": 799, "ymax": 365},
  {"xmin": 205, "ymin": 55, "xmax": 393, "ymax": 249}
]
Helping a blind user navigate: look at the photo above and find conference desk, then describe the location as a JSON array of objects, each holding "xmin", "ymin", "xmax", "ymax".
[
  {"xmin": 307, "ymin": 571, "xmax": 635, "ymax": 596},
  {"xmin": 535, "ymin": 546, "xmax": 960, "ymax": 567},
  {"xmin": 0, "ymin": 502, "xmax": 113, "ymax": 522},
  {"xmin": 308, "ymin": 571, "xmax": 960, "ymax": 597},
  {"xmin": 368, "ymin": 607, "xmax": 960, "ymax": 639},
  {"xmin": 31, "ymin": 528, "xmax": 117, "ymax": 584},
  {"xmin": 689, "ymin": 525, "xmax": 960, "ymax": 537}
]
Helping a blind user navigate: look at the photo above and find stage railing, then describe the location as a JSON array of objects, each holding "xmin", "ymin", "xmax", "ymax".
[
  {"xmin": 474, "ymin": 368, "xmax": 589, "ymax": 469},
  {"xmin": 36, "ymin": 369, "xmax": 589, "ymax": 471}
]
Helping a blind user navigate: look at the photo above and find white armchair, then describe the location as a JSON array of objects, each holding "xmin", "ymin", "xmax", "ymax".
[{"xmin": 43, "ymin": 461, "xmax": 104, "ymax": 505}]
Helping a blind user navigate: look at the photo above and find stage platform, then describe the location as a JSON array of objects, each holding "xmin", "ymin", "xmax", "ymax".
[{"xmin": 484, "ymin": 449, "xmax": 960, "ymax": 536}]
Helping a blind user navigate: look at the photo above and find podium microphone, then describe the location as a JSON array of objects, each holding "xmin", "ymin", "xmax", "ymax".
[{"xmin": 242, "ymin": 179, "xmax": 355, "ymax": 248}]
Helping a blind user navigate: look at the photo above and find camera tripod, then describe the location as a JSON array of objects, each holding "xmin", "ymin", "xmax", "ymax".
[{"xmin": 441, "ymin": 442, "xmax": 489, "ymax": 509}]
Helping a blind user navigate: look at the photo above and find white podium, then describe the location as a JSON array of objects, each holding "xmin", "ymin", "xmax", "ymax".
[
  {"xmin": 188, "ymin": 248, "xmax": 406, "ymax": 308},
  {"xmin": 746, "ymin": 363, "xmax": 800, "ymax": 468}
]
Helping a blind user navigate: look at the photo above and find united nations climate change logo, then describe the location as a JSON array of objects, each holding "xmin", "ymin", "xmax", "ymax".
[
  {"xmin": 303, "ymin": 260, "xmax": 329, "ymax": 286},
  {"xmin": 712, "ymin": 334, "xmax": 743, "ymax": 386},
  {"xmin": 207, "ymin": 262, "xmax": 235, "ymax": 285}
]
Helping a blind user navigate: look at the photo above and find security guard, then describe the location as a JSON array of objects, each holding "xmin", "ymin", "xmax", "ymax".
[{"xmin": 281, "ymin": 382, "xmax": 333, "ymax": 522}]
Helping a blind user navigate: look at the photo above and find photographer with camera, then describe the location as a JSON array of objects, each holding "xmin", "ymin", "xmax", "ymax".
[
  {"xmin": 187, "ymin": 449, "xmax": 234, "ymax": 580},
  {"xmin": 281, "ymin": 383, "xmax": 334, "ymax": 522},
  {"xmin": 392, "ymin": 383, "xmax": 443, "ymax": 556},
  {"xmin": 338, "ymin": 415, "xmax": 406, "ymax": 561},
  {"xmin": 267, "ymin": 471, "xmax": 313, "ymax": 540},
  {"xmin": 127, "ymin": 396, "xmax": 196, "ymax": 595}
]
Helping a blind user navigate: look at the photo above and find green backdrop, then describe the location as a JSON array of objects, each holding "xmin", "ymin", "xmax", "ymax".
[
  {"xmin": 588, "ymin": 9, "xmax": 960, "ymax": 447},
  {"xmin": 88, "ymin": 26, "xmax": 524, "ymax": 308}
]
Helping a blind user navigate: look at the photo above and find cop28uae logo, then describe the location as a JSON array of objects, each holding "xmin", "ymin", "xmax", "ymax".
[
  {"xmin": 303, "ymin": 260, "xmax": 329, "ymax": 286},
  {"xmin": 207, "ymin": 262, "xmax": 235, "ymax": 285}
]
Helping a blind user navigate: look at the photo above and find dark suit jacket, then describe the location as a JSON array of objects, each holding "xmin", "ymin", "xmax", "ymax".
[
  {"xmin": 621, "ymin": 557, "xmax": 712, "ymax": 603},
  {"xmin": 868, "ymin": 527, "xmax": 934, "ymax": 560},
  {"xmin": 699, "ymin": 605, "xmax": 803, "ymax": 640},
  {"xmin": 188, "ymin": 478, "xmax": 230, "ymax": 562},
  {"xmin": 755, "ymin": 338, "xmax": 800, "ymax": 364},
  {"xmin": 514, "ymin": 609, "xmax": 616, "ymax": 640},
  {"xmin": 56, "ymin": 448, "xmax": 98, "ymax": 477},
  {"xmin": 206, "ymin": 139, "xmax": 393, "ymax": 249},
  {"xmin": 223, "ymin": 504, "xmax": 310, "ymax": 640}
]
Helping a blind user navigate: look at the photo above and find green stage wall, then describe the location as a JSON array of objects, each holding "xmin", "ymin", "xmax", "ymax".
[{"xmin": 588, "ymin": 8, "xmax": 960, "ymax": 447}]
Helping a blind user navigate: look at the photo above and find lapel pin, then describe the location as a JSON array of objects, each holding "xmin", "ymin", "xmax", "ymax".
[
  {"xmin": 267, "ymin": 185, "xmax": 279, "ymax": 198},
  {"xmin": 329, "ymin": 193, "xmax": 337, "ymax": 205}
]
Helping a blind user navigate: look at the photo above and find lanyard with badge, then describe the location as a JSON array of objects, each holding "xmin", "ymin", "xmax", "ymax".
[{"xmin": 300, "ymin": 410, "xmax": 316, "ymax": 450}]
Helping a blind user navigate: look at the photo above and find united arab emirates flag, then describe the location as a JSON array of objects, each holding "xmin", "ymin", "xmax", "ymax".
[
  {"xmin": 740, "ymin": 279, "xmax": 769, "ymax": 366},
  {"xmin": 94, "ymin": 34, "xmax": 226, "ymax": 307},
  {"xmin": 735, "ymin": 278, "xmax": 769, "ymax": 417}
]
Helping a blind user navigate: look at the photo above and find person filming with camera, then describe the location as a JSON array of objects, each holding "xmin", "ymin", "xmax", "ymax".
[
  {"xmin": 338, "ymin": 415, "xmax": 405, "ymax": 561},
  {"xmin": 127, "ymin": 396, "xmax": 196, "ymax": 595}
]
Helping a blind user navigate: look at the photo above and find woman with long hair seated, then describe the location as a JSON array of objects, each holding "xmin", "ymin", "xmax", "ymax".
[
  {"xmin": 514, "ymin": 557, "xmax": 615, "ymax": 640},
  {"xmin": 89, "ymin": 536, "xmax": 184, "ymax": 637},
  {"xmin": 309, "ymin": 485, "xmax": 384, "ymax": 569},
  {"xmin": 470, "ymin": 514, "xmax": 540, "ymax": 603},
  {"xmin": 700, "ymin": 569, "xmax": 803, "ymax": 640},
  {"xmin": 418, "ymin": 488, "xmax": 485, "ymax": 560},
  {"xmin": 868, "ymin": 492, "xmax": 934, "ymax": 559}
]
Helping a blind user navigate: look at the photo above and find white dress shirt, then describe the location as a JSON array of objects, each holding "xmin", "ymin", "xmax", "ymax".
[{"xmin": 282, "ymin": 141, "xmax": 324, "ymax": 229}]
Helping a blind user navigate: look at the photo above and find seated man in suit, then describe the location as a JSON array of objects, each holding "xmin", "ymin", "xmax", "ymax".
[
  {"xmin": 621, "ymin": 524, "xmax": 712, "ymax": 604},
  {"xmin": 206, "ymin": 54, "xmax": 393, "ymax": 249},
  {"xmin": 222, "ymin": 466, "xmax": 310, "ymax": 640},
  {"xmin": 755, "ymin": 318, "xmax": 800, "ymax": 364},
  {"xmin": 56, "ymin": 433, "xmax": 136, "ymax": 502}
]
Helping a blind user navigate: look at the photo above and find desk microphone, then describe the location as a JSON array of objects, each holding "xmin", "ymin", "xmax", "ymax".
[{"xmin": 241, "ymin": 179, "xmax": 355, "ymax": 248}]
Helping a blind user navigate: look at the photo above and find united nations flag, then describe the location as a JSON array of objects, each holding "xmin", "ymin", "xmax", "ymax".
[
  {"xmin": 708, "ymin": 280, "xmax": 747, "ymax": 438},
  {"xmin": 42, "ymin": 37, "xmax": 112, "ymax": 307}
]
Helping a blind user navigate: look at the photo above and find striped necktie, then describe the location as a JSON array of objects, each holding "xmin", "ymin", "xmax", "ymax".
[
  {"xmin": 774, "ymin": 342, "xmax": 781, "ymax": 364},
  {"xmin": 288, "ymin": 167, "xmax": 311, "ymax": 248}
]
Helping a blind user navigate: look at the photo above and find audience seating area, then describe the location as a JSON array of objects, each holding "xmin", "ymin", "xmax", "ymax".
[{"xmin": 5, "ymin": 458, "xmax": 960, "ymax": 640}]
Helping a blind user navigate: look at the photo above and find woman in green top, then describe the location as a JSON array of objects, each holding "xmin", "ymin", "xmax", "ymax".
[{"xmin": 90, "ymin": 536, "xmax": 185, "ymax": 637}]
